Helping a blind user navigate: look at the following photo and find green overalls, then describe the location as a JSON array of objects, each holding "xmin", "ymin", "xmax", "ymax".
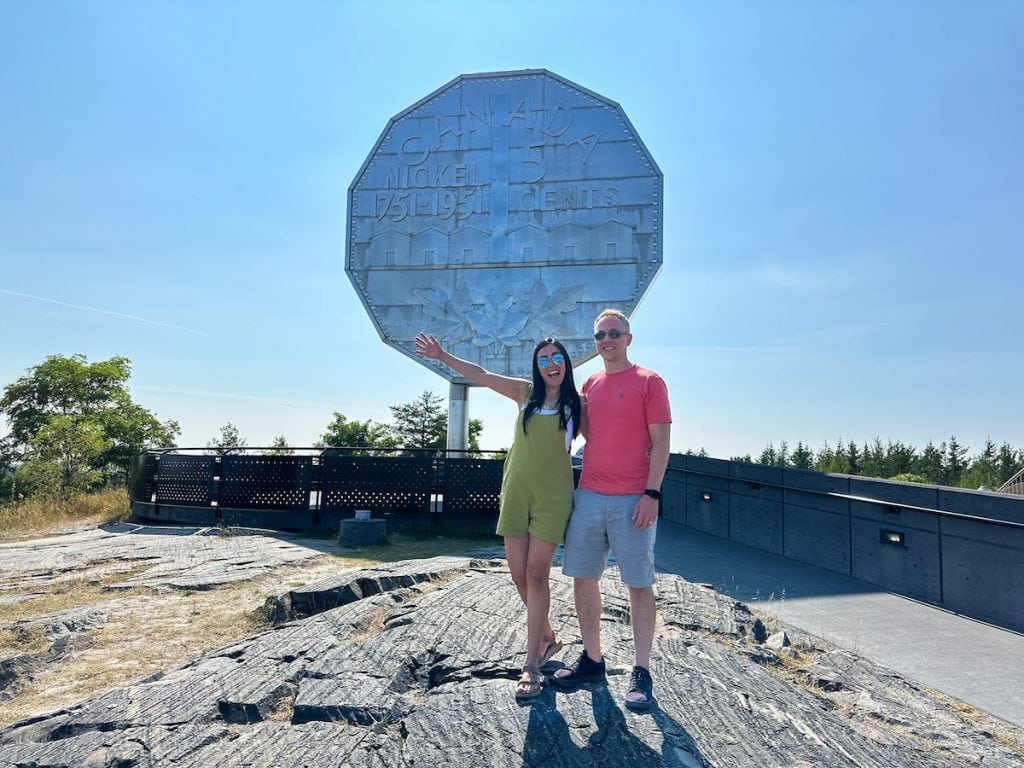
[{"xmin": 497, "ymin": 405, "xmax": 574, "ymax": 544}]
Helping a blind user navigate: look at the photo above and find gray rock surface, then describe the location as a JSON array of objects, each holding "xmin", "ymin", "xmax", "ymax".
[
  {"xmin": 2, "ymin": 543, "xmax": 1022, "ymax": 768},
  {"xmin": 0, "ymin": 523, "xmax": 327, "ymax": 592}
]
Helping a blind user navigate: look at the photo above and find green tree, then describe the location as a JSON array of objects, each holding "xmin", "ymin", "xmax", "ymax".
[
  {"xmin": 390, "ymin": 390, "xmax": 447, "ymax": 450},
  {"xmin": 0, "ymin": 435, "xmax": 19, "ymax": 501},
  {"xmin": 207, "ymin": 422, "xmax": 246, "ymax": 453},
  {"xmin": 0, "ymin": 354, "xmax": 178, "ymax": 490},
  {"xmin": 844, "ymin": 440, "xmax": 861, "ymax": 475},
  {"xmin": 737, "ymin": 435, "xmax": 1024, "ymax": 490},
  {"xmin": 98, "ymin": 401, "xmax": 180, "ymax": 483},
  {"xmin": 468, "ymin": 417, "xmax": 484, "ymax": 453},
  {"xmin": 959, "ymin": 438, "xmax": 997, "ymax": 490},
  {"xmin": 941, "ymin": 435, "xmax": 968, "ymax": 486},
  {"xmin": 914, "ymin": 441, "xmax": 944, "ymax": 484},
  {"xmin": 996, "ymin": 442, "xmax": 1023, "ymax": 486},
  {"xmin": 790, "ymin": 442, "xmax": 814, "ymax": 470},
  {"xmin": 318, "ymin": 404, "xmax": 482, "ymax": 454},
  {"xmin": 268, "ymin": 435, "xmax": 293, "ymax": 456},
  {"xmin": 777, "ymin": 440, "xmax": 790, "ymax": 467},
  {"xmin": 860, "ymin": 438, "xmax": 886, "ymax": 479},
  {"xmin": 756, "ymin": 441, "xmax": 793, "ymax": 467},
  {"xmin": 17, "ymin": 416, "xmax": 109, "ymax": 498},
  {"xmin": 884, "ymin": 440, "xmax": 917, "ymax": 478},
  {"xmin": 317, "ymin": 413, "xmax": 397, "ymax": 450},
  {"xmin": 758, "ymin": 443, "xmax": 779, "ymax": 466},
  {"xmin": 815, "ymin": 440, "xmax": 852, "ymax": 474}
]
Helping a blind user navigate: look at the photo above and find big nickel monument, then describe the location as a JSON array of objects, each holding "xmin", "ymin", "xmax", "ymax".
[{"xmin": 346, "ymin": 70, "xmax": 662, "ymax": 448}]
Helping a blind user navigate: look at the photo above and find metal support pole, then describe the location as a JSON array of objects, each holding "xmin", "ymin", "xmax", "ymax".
[{"xmin": 447, "ymin": 383, "xmax": 469, "ymax": 451}]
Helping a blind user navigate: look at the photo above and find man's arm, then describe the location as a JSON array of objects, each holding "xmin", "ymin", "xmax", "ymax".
[
  {"xmin": 646, "ymin": 422, "xmax": 671, "ymax": 491},
  {"xmin": 632, "ymin": 421, "xmax": 670, "ymax": 529}
]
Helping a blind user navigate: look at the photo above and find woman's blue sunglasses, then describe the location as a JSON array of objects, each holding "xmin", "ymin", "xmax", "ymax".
[{"xmin": 537, "ymin": 353, "xmax": 565, "ymax": 368}]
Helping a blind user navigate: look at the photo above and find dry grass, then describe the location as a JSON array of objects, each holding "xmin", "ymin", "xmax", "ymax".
[
  {"xmin": 0, "ymin": 515, "xmax": 499, "ymax": 730},
  {"xmin": 349, "ymin": 605, "xmax": 396, "ymax": 645},
  {"xmin": 0, "ymin": 557, "xmax": 339, "ymax": 728},
  {"xmin": 0, "ymin": 625, "xmax": 50, "ymax": 656},
  {"xmin": 0, "ymin": 570, "xmax": 255, "ymax": 724},
  {"xmin": 0, "ymin": 565, "xmax": 152, "ymax": 623},
  {"xmin": 0, "ymin": 488, "xmax": 131, "ymax": 543},
  {"xmin": 934, "ymin": 689, "xmax": 1024, "ymax": 754},
  {"xmin": 727, "ymin": 615, "xmax": 1024, "ymax": 760}
]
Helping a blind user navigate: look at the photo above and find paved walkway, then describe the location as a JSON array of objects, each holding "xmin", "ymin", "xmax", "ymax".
[{"xmin": 653, "ymin": 520, "xmax": 1024, "ymax": 729}]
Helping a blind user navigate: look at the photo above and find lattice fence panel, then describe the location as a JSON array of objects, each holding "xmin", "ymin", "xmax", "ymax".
[
  {"xmin": 219, "ymin": 456, "xmax": 313, "ymax": 509},
  {"xmin": 155, "ymin": 455, "xmax": 216, "ymax": 506},
  {"xmin": 321, "ymin": 455, "xmax": 432, "ymax": 517},
  {"xmin": 441, "ymin": 458, "xmax": 504, "ymax": 517}
]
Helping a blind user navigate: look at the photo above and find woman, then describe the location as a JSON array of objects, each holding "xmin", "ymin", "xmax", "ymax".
[{"xmin": 414, "ymin": 332, "xmax": 581, "ymax": 699}]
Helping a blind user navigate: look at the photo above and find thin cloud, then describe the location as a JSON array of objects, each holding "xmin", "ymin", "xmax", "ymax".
[
  {"xmin": 0, "ymin": 288, "xmax": 213, "ymax": 337},
  {"xmin": 752, "ymin": 262, "xmax": 835, "ymax": 301},
  {"xmin": 133, "ymin": 381, "xmax": 346, "ymax": 413}
]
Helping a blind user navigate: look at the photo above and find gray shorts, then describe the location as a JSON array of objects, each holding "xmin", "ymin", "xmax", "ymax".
[{"xmin": 562, "ymin": 489, "xmax": 657, "ymax": 588}]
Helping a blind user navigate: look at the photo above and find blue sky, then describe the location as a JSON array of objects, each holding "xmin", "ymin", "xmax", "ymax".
[{"xmin": 1, "ymin": 1, "xmax": 1021, "ymax": 459}]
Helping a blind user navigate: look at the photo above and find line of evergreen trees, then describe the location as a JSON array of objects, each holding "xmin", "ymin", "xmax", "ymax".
[{"xmin": 730, "ymin": 437, "xmax": 1024, "ymax": 490}]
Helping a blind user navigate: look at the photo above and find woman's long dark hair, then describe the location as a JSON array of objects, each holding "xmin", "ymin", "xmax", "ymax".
[{"xmin": 522, "ymin": 338, "xmax": 581, "ymax": 439}]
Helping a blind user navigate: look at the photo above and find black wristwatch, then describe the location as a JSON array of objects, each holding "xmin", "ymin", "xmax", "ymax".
[{"xmin": 643, "ymin": 488, "xmax": 661, "ymax": 500}]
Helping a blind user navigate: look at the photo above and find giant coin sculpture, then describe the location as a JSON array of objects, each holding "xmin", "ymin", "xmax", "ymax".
[{"xmin": 346, "ymin": 69, "xmax": 662, "ymax": 445}]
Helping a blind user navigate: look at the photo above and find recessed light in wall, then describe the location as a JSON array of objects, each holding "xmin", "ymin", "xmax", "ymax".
[{"xmin": 880, "ymin": 529, "xmax": 905, "ymax": 546}]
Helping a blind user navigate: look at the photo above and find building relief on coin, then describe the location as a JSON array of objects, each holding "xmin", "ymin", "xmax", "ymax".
[{"xmin": 347, "ymin": 69, "xmax": 662, "ymax": 381}]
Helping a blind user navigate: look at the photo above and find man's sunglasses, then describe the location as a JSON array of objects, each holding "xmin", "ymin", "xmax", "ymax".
[
  {"xmin": 537, "ymin": 353, "xmax": 565, "ymax": 368},
  {"xmin": 593, "ymin": 329, "xmax": 626, "ymax": 341}
]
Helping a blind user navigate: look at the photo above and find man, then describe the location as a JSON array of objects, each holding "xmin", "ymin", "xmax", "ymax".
[{"xmin": 552, "ymin": 309, "xmax": 671, "ymax": 711}]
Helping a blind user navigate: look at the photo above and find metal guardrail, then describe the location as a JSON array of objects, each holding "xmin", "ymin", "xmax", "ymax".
[
  {"xmin": 997, "ymin": 467, "xmax": 1024, "ymax": 496},
  {"xmin": 130, "ymin": 447, "xmax": 508, "ymax": 529}
]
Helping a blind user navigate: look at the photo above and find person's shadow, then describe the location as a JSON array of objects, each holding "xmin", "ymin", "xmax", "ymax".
[{"xmin": 520, "ymin": 678, "xmax": 709, "ymax": 767}]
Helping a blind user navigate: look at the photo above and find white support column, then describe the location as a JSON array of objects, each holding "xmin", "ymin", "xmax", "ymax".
[{"xmin": 447, "ymin": 383, "xmax": 469, "ymax": 452}]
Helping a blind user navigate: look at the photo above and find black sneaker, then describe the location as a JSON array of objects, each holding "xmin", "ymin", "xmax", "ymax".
[
  {"xmin": 624, "ymin": 665, "xmax": 654, "ymax": 710},
  {"xmin": 550, "ymin": 650, "xmax": 606, "ymax": 688}
]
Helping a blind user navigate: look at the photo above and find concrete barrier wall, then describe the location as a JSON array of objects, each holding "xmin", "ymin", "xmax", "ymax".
[
  {"xmin": 937, "ymin": 488, "xmax": 1024, "ymax": 630},
  {"xmin": 847, "ymin": 478, "xmax": 942, "ymax": 604},
  {"xmin": 661, "ymin": 454, "xmax": 688, "ymax": 525},
  {"xmin": 666, "ymin": 458, "xmax": 1024, "ymax": 633},
  {"xmin": 682, "ymin": 456, "xmax": 730, "ymax": 538},
  {"xmin": 729, "ymin": 462, "xmax": 784, "ymax": 554},
  {"xmin": 782, "ymin": 468, "xmax": 851, "ymax": 573}
]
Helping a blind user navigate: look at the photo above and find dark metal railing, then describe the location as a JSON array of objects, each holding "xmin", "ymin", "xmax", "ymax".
[{"xmin": 130, "ymin": 446, "xmax": 508, "ymax": 530}]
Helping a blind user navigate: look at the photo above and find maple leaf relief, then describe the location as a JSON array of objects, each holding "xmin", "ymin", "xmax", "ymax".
[
  {"xmin": 412, "ymin": 285, "xmax": 471, "ymax": 343},
  {"xmin": 516, "ymin": 278, "xmax": 586, "ymax": 338},
  {"xmin": 466, "ymin": 279, "xmax": 529, "ymax": 348}
]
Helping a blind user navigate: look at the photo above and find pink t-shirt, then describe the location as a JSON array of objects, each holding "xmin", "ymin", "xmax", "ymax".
[{"xmin": 579, "ymin": 364, "xmax": 672, "ymax": 495}]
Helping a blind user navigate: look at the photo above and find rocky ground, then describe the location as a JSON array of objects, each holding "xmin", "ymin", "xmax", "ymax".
[{"xmin": 1, "ymin": 523, "xmax": 1023, "ymax": 767}]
